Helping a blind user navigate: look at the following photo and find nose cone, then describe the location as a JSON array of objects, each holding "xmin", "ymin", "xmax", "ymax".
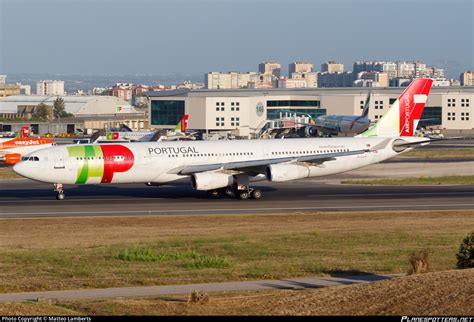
[{"xmin": 13, "ymin": 161, "xmax": 28, "ymax": 178}]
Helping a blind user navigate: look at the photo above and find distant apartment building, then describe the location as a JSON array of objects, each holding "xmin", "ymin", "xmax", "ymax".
[
  {"xmin": 205, "ymin": 72, "xmax": 261, "ymax": 89},
  {"xmin": 278, "ymin": 77, "xmax": 308, "ymax": 89},
  {"xmin": 258, "ymin": 61, "xmax": 281, "ymax": 77},
  {"xmin": 317, "ymin": 71, "xmax": 354, "ymax": 87},
  {"xmin": 0, "ymin": 75, "xmax": 6, "ymax": 85},
  {"xmin": 353, "ymin": 61, "xmax": 444, "ymax": 80},
  {"xmin": 353, "ymin": 72, "xmax": 389, "ymax": 87},
  {"xmin": 111, "ymin": 83, "xmax": 134, "ymax": 103},
  {"xmin": 0, "ymin": 84, "xmax": 21, "ymax": 98},
  {"xmin": 248, "ymin": 74, "xmax": 276, "ymax": 89},
  {"xmin": 36, "ymin": 80, "xmax": 65, "ymax": 96},
  {"xmin": 321, "ymin": 61, "xmax": 344, "ymax": 73},
  {"xmin": 288, "ymin": 62, "xmax": 313, "ymax": 75},
  {"xmin": 460, "ymin": 71, "xmax": 474, "ymax": 86},
  {"xmin": 18, "ymin": 83, "xmax": 31, "ymax": 95},
  {"xmin": 289, "ymin": 72, "xmax": 317, "ymax": 88}
]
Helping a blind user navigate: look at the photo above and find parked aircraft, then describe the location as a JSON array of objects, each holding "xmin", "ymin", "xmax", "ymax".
[
  {"xmin": 307, "ymin": 91, "xmax": 371, "ymax": 136},
  {"xmin": 14, "ymin": 79, "xmax": 434, "ymax": 200},
  {"xmin": 92, "ymin": 114, "xmax": 191, "ymax": 143},
  {"xmin": 0, "ymin": 126, "xmax": 55, "ymax": 165}
]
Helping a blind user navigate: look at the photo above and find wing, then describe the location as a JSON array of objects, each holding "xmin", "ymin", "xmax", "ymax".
[{"xmin": 167, "ymin": 149, "xmax": 370, "ymax": 176}]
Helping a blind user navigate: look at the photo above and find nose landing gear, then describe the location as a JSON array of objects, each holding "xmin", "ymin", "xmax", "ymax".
[{"xmin": 54, "ymin": 183, "xmax": 65, "ymax": 200}]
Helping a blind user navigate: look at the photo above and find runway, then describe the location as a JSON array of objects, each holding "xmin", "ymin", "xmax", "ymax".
[{"xmin": 0, "ymin": 179, "xmax": 473, "ymax": 218}]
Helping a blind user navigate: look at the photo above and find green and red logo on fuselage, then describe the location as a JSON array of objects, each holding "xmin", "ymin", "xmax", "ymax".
[{"xmin": 67, "ymin": 145, "xmax": 134, "ymax": 184}]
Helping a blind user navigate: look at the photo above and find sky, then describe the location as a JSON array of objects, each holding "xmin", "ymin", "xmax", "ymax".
[{"xmin": 0, "ymin": 0, "xmax": 472, "ymax": 77}]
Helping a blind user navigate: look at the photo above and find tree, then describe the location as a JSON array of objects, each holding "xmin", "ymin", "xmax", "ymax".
[
  {"xmin": 53, "ymin": 97, "xmax": 65, "ymax": 119},
  {"xmin": 456, "ymin": 232, "xmax": 474, "ymax": 269},
  {"xmin": 34, "ymin": 103, "xmax": 52, "ymax": 121}
]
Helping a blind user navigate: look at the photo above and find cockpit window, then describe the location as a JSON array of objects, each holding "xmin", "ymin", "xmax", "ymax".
[{"xmin": 22, "ymin": 156, "xmax": 40, "ymax": 161}]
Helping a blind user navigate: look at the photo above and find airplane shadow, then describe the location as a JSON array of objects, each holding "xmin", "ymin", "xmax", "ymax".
[
  {"xmin": 0, "ymin": 183, "xmax": 278, "ymax": 200},
  {"xmin": 256, "ymin": 270, "xmax": 394, "ymax": 290}
]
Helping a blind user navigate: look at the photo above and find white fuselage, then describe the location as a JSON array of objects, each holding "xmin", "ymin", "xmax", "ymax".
[{"xmin": 13, "ymin": 137, "xmax": 418, "ymax": 186}]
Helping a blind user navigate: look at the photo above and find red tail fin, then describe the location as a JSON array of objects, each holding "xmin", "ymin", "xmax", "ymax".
[
  {"xmin": 359, "ymin": 78, "xmax": 433, "ymax": 138},
  {"xmin": 181, "ymin": 114, "xmax": 189, "ymax": 132},
  {"xmin": 21, "ymin": 126, "xmax": 30, "ymax": 138},
  {"xmin": 398, "ymin": 78, "xmax": 433, "ymax": 136}
]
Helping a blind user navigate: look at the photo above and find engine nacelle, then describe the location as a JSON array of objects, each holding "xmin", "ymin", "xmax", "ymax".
[
  {"xmin": 5, "ymin": 153, "xmax": 22, "ymax": 165},
  {"xmin": 191, "ymin": 172, "xmax": 234, "ymax": 191},
  {"xmin": 266, "ymin": 164, "xmax": 310, "ymax": 182}
]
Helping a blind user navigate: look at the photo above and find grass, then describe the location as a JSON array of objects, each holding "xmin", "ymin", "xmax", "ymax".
[
  {"xmin": 2, "ymin": 269, "xmax": 473, "ymax": 316},
  {"xmin": 0, "ymin": 211, "xmax": 472, "ymax": 293},
  {"xmin": 341, "ymin": 175, "xmax": 474, "ymax": 185},
  {"xmin": 114, "ymin": 247, "xmax": 230, "ymax": 268},
  {"xmin": 399, "ymin": 148, "xmax": 474, "ymax": 159}
]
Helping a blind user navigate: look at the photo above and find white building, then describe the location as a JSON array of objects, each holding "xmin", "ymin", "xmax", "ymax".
[
  {"xmin": 0, "ymin": 75, "xmax": 6, "ymax": 85},
  {"xmin": 460, "ymin": 71, "xmax": 474, "ymax": 86},
  {"xmin": 146, "ymin": 86, "xmax": 474, "ymax": 137},
  {"xmin": 0, "ymin": 95, "xmax": 137, "ymax": 117},
  {"xmin": 288, "ymin": 62, "xmax": 313, "ymax": 75},
  {"xmin": 258, "ymin": 61, "xmax": 281, "ymax": 77},
  {"xmin": 205, "ymin": 72, "xmax": 261, "ymax": 89},
  {"xmin": 36, "ymin": 80, "xmax": 65, "ymax": 96}
]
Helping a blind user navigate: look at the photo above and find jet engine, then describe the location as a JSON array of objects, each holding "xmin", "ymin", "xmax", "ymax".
[
  {"xmin": 191, "ymin": 172, "xmax": 234, "ymax": 191},
  {"xmin": 266, "ymin": 164, "xmax": 310, "ymax": 182},
  {"xmin": 5, "ymin": 153, "xmax": 22, "ymax": 165}
]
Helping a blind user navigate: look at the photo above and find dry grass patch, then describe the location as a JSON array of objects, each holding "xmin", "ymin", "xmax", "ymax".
[
  {"xmin": 400, "ymin": 148, "xmax": 474, "ymax": 159},
  {"xmin": 0, "ymin": 166, "xmax": 20, "ymax": 179},
  {"xmin": 342, "ymin": 176, "xmax": 474, "ymax": 185},
  {"xmin": 0, "ymin": 211, "xmax": 472, "ymax": 293},
  {"xmin": 51, "ymin": 269, "xmax": 474, "ymax": 316}
]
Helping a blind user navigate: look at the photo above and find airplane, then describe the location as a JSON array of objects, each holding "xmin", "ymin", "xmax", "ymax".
[
  {"xmin": 90, "ymin": 114, "xmax": 192, "ymax": 143},
  {"xmin": 14, "ymin": 78, "xmax": 435, "ymax": 201},
  {"xmin": 0, "ymin": 126, "xmax": 55, "ymax": 165},
  {"xmin": 306, "ymin": 91, "xmax": 371, "ymax": 137}
]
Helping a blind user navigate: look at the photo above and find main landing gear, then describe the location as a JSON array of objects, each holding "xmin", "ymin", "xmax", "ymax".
[
  {"xmin": 54, "ymin": 183, "xmax": 65, "ymax": 200},
  {"xmin": 207, "ymin": 186, "xmax": 263, "ymax": 200}
]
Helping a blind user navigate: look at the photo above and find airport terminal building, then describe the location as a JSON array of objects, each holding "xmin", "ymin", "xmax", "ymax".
[
  {"xmin": 146, "ymin": 86, "xmax": 474, "ymax": 137},
  {"xmin": 0, "ymin": 95, "xmax": 147, "ymax": 134}
]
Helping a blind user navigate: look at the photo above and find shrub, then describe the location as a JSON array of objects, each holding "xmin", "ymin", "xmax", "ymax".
[
  {"xmin": 115, "ymin": 247, "xmax": 159, "ymax": 262},
  {"xmin": 188, "ymin": 290, "xmax": 209, "ymax": 304},
  {"xmin": 408, "ymin": 250, "xmax": 430, "ymax": 275},
  {"xmin": 456, "ymin": 232, "xmax": 474, "ymax": 269}
]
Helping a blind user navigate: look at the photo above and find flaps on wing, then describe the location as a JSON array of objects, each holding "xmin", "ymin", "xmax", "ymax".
[
  {"xmin": 168, "ymin": 149, "xmax": 369, "ymax": 175},
  {"xmin": 168, "ymin": 163, "xmax": 223, "ymax": 175}
]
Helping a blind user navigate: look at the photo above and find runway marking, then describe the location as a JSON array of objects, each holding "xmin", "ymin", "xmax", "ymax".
[
  {"xmin": 0, "ymin": 191, "xmax": 472, "ymax": 204},
  {"xmin": 1, "ymin": 203, "xmax": 473, "ymax": 217}
]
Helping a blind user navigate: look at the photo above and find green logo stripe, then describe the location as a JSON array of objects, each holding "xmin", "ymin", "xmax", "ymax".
[{"xmin": 67, "ymin": 145, "xmax": 104, "ymax": 184}]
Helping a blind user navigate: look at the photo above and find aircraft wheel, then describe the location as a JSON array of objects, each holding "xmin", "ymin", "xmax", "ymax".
[
  {"xmin": 56, "ymin": 192, "xmax": 65, "ymax": 200},
  {"xmin": 225, "ymin": 187, "xmax": 234, "ymax": 196},
  {"xmin": 251, "ymin": 189, "xmax": 262, "ymax": 200},
  {"xmin": 238, "ymin": 191, "xmax": 249, "ymax": 200},
  {"xmin": 207, "ymin": 190, "xmax": 221, "ymax": 198}
]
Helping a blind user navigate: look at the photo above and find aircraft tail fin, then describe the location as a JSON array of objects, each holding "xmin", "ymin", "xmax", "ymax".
[
  {"xmin": 358, "ymin": 78, "xmax": 433, "ymax": 137},
  {"xmin": 16, "ymin": 126, "xmax": 30, "ymax": 138},
  {"xmin": 361, "ymin": 90, "xmax": 371, "ymax": 118},
  {"xmin": 175, "ymin": 114, "xmax": 189, "ymax": 133}
]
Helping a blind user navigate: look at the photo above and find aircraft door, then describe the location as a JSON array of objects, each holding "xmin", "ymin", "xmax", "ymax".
[{"xmin": 54, "ymin": 151, "xmax": 65, "ymax": 169}]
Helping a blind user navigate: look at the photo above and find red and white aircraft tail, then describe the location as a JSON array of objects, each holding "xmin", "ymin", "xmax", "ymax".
[{"xmin": 359, "ymin": 78, "xmax": 433, "ymax": 137}]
